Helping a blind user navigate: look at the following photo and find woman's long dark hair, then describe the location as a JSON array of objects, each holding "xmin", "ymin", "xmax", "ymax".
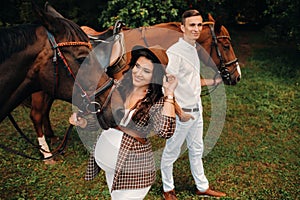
[{"xmin": 117, "ymin": 48, "xmax": 166, "ymax": 124}]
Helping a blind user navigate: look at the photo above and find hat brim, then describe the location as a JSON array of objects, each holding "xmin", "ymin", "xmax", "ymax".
[{"xmin": 131, "ymin": 45, "xmax": 168, "ymax": 66}]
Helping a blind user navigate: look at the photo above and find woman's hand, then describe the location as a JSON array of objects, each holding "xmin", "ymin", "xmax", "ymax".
[
  {"xmin": 163, "ymin": 73, "xmax": 178, "ymax": 95},
  {"xmin": 69, "ymin": 113, "xmax": 87, "ymax": 128}
]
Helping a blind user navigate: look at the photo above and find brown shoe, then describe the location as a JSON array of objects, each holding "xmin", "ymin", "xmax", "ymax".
[
  {"xmin": 196, "ymin": 188, "xmax": 226, "ymax": 197},
  {"xmin": 163, "ymin": 189, "xmax": 178, "ymax": 200}
]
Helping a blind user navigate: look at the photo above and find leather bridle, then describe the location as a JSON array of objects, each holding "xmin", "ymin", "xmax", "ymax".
[
  {"xmin": 205, "ymin": 22, "xmax": 239, "ymax": 85},
  {"xmin": 47, "ymin": 31, "xmax": 116, "ymax": 115}
]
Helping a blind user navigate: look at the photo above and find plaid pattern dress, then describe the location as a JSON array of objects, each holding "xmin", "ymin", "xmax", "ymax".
[{"xmin": 85, "ymin": 97, "xmax": 176, "ymax": 191}]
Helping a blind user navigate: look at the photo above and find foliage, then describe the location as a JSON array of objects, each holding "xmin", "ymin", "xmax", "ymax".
[
  {"xmin": 1, "ymin": 0, "xmax": 300, "ymax": 50},
  {"xmin": 264, "ymin": 0, "xmax": 300, "ymax": 50},
  {"xmin": 99, "ymin": 0, "xmax": 180, "ymax": 28},
  {"xmin": 40, "ymin": 0, "xmax": 106, "ymax": 28},
  {"xmin": 0, "ymin": 0, "xmax": 104, "ymax": 28},
  {"xmin": 98, "ymin": 0, "xmax": 269, "ymax": 29},
  {"xmin": 0, "ymin": 0, "xmax": 30, "ymax": 26},
  {"xmin": 222, "ymin": 0, "xmax": 267, "ymax": 25}
]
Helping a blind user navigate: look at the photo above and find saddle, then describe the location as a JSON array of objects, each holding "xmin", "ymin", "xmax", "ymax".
[{"xmin": 82, "ymin": 21, "xmax": 127, "ymax": 78}]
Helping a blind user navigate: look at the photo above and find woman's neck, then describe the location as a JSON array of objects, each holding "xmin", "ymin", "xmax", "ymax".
[
  {"xmin": 125, "ymin": 86, "xmax": 148, "ymax": 109},
  {"xmin": 132, "ymin": 86, "xmax": 148, "ymax": 95}
]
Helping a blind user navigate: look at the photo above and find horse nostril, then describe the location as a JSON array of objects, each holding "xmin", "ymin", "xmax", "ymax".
[{"xmin": 237, "ymin": 75, "xmax": 241, "ymax": 82}]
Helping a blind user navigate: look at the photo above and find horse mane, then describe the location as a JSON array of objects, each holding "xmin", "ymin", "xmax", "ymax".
[
  {"xmin": 0, "ymin": 24, "xmax": 40, "ymax": 64},
  {"xmin": 53, "ymin": 17, "xmax": 89, "ymax": 42},
  {"xmin": 0, "ymin": 16, "xmax": 89, "ymax": 65}
]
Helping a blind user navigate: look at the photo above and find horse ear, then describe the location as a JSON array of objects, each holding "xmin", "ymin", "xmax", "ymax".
[
  {"xmin": 32, "ymin": 2, "xmax": 62, "ymax": 33},
  {"xmin": 31, "ymin": 1, "xmax": 44, "ymax": 19},
  {"xmin": 208, "ymin": 13, "xmax": 222, "ymax": 34},
  {"xmin": 208, "ymin": 13, "xmax": 215, "ymax": 23},
  {"xmin": 44, "ymin": 2, "xmax": 64, "ymax": 18}
]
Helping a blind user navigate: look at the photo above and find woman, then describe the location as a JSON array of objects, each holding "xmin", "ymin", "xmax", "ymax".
[{"xmin": 81, "ymin": 45, "xmax": 178, "ymax": 199}]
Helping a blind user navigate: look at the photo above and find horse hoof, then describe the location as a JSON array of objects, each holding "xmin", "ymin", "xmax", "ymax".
[
  {"xmin": 50, "ymin": 136, "xmax": 60, "ymax": 145},
  {"xmin": 44, "ymin": 159, "xmax": 56, "ymax": 165}
]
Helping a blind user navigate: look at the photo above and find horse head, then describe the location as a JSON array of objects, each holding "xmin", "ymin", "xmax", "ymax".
[
  {"xmin": 198, "ymin": 14, "xmax": 241, "ymax": 85},
  {"xmin": 33, "ymin": 3, "xmax": 124, "ymax": 129}
]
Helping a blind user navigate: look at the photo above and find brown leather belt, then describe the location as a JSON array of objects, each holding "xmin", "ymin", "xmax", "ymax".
[
  {"xmin": 182, "ymin": 108, "xmax": 199, "ymax": 112},
  {"xmin": 115, "ymin": 126, "xmax": 147, "ymax": 144}
]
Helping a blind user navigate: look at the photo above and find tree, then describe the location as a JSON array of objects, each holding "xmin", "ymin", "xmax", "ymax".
[
  {"xmin": 98, "ymin": 0, "xmax": 180, "ymax": 28},
  {"xmin": 0, "ymin": 0, "xmax": 103, "ymax": 28},
  {"xmin": 0, "ymin": 0, "xmax": 25, "ymax": 26},
  {"xmin": 264, "ymin": 0, "xmax": 300, "ymax": 49}
]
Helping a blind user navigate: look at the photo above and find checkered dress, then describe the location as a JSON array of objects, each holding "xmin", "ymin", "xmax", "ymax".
[{"xmin": 85, "ymin": 97, "xmax": 176, "ymax": 191}]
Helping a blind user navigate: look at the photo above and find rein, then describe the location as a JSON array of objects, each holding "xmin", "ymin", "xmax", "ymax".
[{"xmin": 0, "ymin": 113, "xmax": 73, "ymax": 161}]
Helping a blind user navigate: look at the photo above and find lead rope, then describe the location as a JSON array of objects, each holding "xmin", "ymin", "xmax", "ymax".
[{"xmin": 1, "ymin": 113, "xmax": 73, "ymax": 160}]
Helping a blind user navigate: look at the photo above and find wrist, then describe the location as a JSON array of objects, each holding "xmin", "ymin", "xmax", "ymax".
[
  {"xmin": 213, "ymin": 79, "xmax": 216, "ymax": 86},
  {"xmin": 164, "ymin": 99, "xmax": 175, "ymax": 105},
  {"xmin": 164, "ymin": 94, "xmax": 175, "ymax": 101},
  {"xmin": 163, "ymin": 88, "xmax": 174, "ymax": 96}
]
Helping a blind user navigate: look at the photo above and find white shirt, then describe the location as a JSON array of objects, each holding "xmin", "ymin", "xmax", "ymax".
[{"xmin": 166, "ymin": 38, "xmax": 202, "ymax": 108}]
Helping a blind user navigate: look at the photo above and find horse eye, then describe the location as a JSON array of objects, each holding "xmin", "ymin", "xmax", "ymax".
[{"xmin": 76, "ymin": 57, "xmax": 87, "ymax": 64}]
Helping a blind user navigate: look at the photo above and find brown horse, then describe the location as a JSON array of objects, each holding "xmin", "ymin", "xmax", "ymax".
[
  {"xmin": 0, "ymin": 3, "xmax": 124, "ymax": 162},
  {"xmin": 82, "ymin": 14, "xmax": 241, "ymax": 85},
  {"xmin": 28, "ymin": 13, "xmax": 241, "ymax": 161}
]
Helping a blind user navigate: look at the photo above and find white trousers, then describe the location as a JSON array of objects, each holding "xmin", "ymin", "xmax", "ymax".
[
  {"xmin": 105, "ymin": 169, "xmax": 151, "ymax": 200},
  {"xmin": 161, "ymin": 111, "xmax": 209, "ymax": 192}
]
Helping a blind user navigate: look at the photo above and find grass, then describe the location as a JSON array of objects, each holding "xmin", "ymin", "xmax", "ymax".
[{"xmin": 0, "ymin": 28, "xmax": 299, "ymax": 199}]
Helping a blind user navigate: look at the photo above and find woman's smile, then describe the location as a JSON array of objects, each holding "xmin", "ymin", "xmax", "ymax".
[{"xmin": 132, "ymin": 56, "xmax": 154, "ymax": 87}]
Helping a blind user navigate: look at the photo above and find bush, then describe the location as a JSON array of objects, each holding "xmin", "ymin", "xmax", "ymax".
[
  {"xmin": 99, "ymin": 0, "xmax": 180, "ymax": 28},
  {"xmin": 264, "ymin": 0, "xmax": 300, "ymax": 50}
]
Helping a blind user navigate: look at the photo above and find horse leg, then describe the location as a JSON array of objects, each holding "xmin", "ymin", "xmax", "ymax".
[
  {"xmin": 40, "ymin": 94, "xmax": 60, "ymax": 145},
  {"xmin": 31, "ymin": 91, "xmax": 56, "ymax": 164}
]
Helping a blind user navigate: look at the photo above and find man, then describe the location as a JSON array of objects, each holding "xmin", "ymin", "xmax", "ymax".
[{"xmin": 160, "ymin": 9, "xmax": 226, "ymax": 199}]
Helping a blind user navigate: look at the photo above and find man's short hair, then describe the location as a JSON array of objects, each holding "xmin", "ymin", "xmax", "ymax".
[{"xmin": 181, "ymin": 10, "xmax": 201, "ymax": 25}]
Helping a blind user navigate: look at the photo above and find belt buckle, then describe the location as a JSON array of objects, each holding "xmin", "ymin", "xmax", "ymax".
[
  {"xmin": 182, "ymin": 107, "xmax": 198, "ymax": 112},
  {"xmin": 193, "ymin": 108, "xmax": 199, "ymax": 112}
]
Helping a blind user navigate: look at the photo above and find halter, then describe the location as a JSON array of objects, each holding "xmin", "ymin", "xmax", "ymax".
[
  {"xmin": 204, "ymin": 22, "xmax": 239, "ymax": 85},
  {"xmin": 46, "ymin": 31, "xmax": 115, "ymax": 114}
]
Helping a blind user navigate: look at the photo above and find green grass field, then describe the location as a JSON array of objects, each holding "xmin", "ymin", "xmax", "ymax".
[{"xmin": 0, "ymin": 28, "xmax": 299, "ymax": 199}]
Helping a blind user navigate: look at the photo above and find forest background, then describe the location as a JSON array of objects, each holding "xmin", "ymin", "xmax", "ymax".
[{"xmin": 0, "ymin": 0, "xmax": 299, "ymax": 50}]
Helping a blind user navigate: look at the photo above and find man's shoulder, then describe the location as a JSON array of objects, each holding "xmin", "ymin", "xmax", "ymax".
[{"xmin": 167, "ymin": 40, "xmax": 184, "ymax": 53}]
